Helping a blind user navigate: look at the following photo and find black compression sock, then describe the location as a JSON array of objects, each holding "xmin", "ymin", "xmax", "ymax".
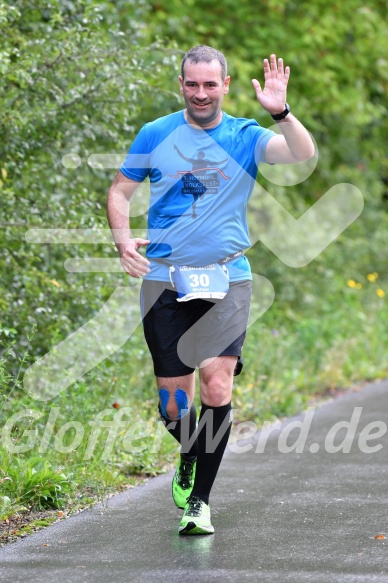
[
  {"xmin": 159, "ymin": 403, "xmax": 198, "ymax": 458},
  {"xmin": 191, "ymin": 401, "xmax": 232, "ymax": 505}
]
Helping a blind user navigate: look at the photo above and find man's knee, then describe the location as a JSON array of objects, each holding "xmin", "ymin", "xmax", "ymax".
[
  {"xmin": 200, "ymin": 361, "xmax": 235, "ymax": 406},
  {"xmin": 201, "ymin": 389, "xmax": 231, "ymax": 407},
  {"xmin": 200, "ymin": 375, "xmax": 232, "ymax": 406},
  {"xmin": 158, "ymin": 387, "xmax": 190, "ymax": 421}
]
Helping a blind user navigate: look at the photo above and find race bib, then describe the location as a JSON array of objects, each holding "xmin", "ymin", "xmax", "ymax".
[{"xmin": 169, "ymin": 264, "xmax": 229, "ymax": 302}]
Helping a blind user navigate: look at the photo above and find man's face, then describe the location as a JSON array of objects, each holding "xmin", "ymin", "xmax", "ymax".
[{"xmin": 179, "ymin": 60, "xmax": 230, "ymax": 129}]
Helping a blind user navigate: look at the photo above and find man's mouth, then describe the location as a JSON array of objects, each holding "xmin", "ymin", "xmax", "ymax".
[{"xmin": 193, "ymin": 102, "xmax": 211, "ymax": 108}]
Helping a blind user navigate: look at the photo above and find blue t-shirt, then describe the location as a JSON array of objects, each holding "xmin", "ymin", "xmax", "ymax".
[{"xmin": 120, "ymin": 110, "xmax": 275, "ymax": 281}]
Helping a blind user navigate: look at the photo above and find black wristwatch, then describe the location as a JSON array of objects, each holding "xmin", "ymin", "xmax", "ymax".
[{"xmin": 271, "ymin": 103, "xmax": 290, "ymax": 121}]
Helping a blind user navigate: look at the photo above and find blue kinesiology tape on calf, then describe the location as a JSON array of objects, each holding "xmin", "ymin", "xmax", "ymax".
[
  {"xmin": 174, "ymin": 388, "xmax": 189, "ymax": 419},
  {"xmin": 158, "ymin": 388, "xmax": 170, "ymax": 419}
]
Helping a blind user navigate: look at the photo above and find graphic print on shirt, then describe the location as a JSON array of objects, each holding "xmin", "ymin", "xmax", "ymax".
[{"xmin": 169, "ymin": 144, "xmax": 231, "ymax": 218}]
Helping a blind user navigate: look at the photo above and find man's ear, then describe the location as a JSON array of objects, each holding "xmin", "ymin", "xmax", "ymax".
[
  {"xmin": 224, "ymin": 75, "xmax": 231, "ymax": 94},
  {"xmin": 178, "ymin": 75, "xmax": 184, "ymax": 94}
]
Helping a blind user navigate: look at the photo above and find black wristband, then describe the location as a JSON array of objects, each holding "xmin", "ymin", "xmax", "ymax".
[{"xmin": 271, "ymin": 103, "xmax": 290, "ymax": 121}]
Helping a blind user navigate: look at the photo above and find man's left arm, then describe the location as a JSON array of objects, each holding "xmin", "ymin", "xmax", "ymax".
[{"xmin": 252, "ymin": 54, "xmax": 315, "ymax": 164}]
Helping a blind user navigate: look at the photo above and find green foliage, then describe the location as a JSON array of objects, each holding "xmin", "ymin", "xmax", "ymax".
[
  {"xmin": 0, "ymin": 495, "xmax": 13, "ymax": 519},
  {"xmin": 236, "ymin": 265, "xmax": 388, "ymax": 421},
  {"xmin": 0, "ymin": 350, "xmax": 177, "ymax": 519},
  {"xmin": 0, "ymin": 454, "xmax": 74, "ymax": 512},
  {"xmin": 0, "ymin": 0, "xmax": 180, "ymax": 368}
]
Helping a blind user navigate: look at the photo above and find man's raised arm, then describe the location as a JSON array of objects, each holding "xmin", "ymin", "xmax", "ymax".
[{"xmin": 252, "ymin": 54, "xmax": 315, "ymax": 164}]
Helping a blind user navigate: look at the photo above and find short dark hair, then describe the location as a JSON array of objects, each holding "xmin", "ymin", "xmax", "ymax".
[{"xmin": 181, "ymin": 45, "xmax": 227, "ymax": 81}]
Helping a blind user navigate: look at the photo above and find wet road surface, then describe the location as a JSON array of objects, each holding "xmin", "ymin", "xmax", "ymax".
[{"xmin": 1, "ymin": 380, "xmax": 388, "ymax": 582}]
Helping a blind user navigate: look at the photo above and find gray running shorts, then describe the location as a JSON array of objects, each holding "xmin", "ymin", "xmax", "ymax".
[{"xmin": 140, "ymin": 279, "xmax": 252, "ymax": 377}]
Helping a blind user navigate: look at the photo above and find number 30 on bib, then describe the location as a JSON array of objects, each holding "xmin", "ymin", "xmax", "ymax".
[
  {"xmin": 169, "ymin": 264, "xmax": 230, "ymax": 302},
  {"xmin": 189, "ymin": 273, "xmax": 210, "ymax": 287}
]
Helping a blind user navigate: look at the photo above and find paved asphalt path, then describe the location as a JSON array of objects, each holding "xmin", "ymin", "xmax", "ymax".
[{"xmin": 1, "ymin": 380, "xmax": 388, "ymax": 582}]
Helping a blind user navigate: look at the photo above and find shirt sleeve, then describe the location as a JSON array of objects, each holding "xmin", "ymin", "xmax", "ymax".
[
  {"xmin": 120, "ymin": 125, "xmax": 151, "ymax": 182},
  {"xmin": 254, "ymin": 126, "xmax": 277, "ymax": 165}
]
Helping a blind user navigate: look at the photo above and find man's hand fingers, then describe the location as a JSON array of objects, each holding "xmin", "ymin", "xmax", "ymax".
[
  {"xmin": 135, "ymin": 251, "xmax": 150, "ymax": 268},
  {"xmin": 120, "ymin": 259, "xmax": 139, "ymax": 278},
  {"xmin": 126, "ymin": 269, "xmax": 139, "ymax": 278},
  {"xmin": 127, "ymin": 256, "xmax": 150, "ymax": 271},
  {"xmin": 133, "ymin": 238, "xmax": 150, "ymax": 246},
  {"xmin": 120, "ymin": 246, "xmax": 151, "ymax": 276},
  {"xmin": 251, "ymin": 79, "xmax": 262, "ymax": 98},
  {"xmin": 121, "ymin": 257, "xmax": 149, "ymax": 277},
  {"xmin": 117, "ymin": 239, "xmax": 150, "ymax": 276}
]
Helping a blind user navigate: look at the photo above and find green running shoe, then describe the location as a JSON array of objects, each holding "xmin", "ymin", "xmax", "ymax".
[
  {"xmin": 178, "ymin": 495, "xmax": 214, "ymax": 535},
  {"xmin": 172, "ymin": 456, "xmax": 197, "ymax": 509}
]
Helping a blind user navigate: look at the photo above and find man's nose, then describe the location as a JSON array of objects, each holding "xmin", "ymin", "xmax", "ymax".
[{"xmin": 195, "ymin": 86, "xmax": 208, "ymax": 100}]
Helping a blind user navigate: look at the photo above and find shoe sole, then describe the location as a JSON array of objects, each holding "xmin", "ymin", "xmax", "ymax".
[{"xmin": 179, "ymin": 521, "xmax": 214, "ymax": 535}]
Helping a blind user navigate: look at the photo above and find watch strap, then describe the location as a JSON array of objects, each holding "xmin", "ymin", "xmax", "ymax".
[{"xmin": 271, "ymin": 103, "xmax": 290, "ymax": 121}]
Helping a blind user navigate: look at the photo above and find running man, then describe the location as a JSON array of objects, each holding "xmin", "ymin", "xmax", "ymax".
[{"xmin": 107, "ymin": 45, "xmax": 314, "ymax": 535}]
